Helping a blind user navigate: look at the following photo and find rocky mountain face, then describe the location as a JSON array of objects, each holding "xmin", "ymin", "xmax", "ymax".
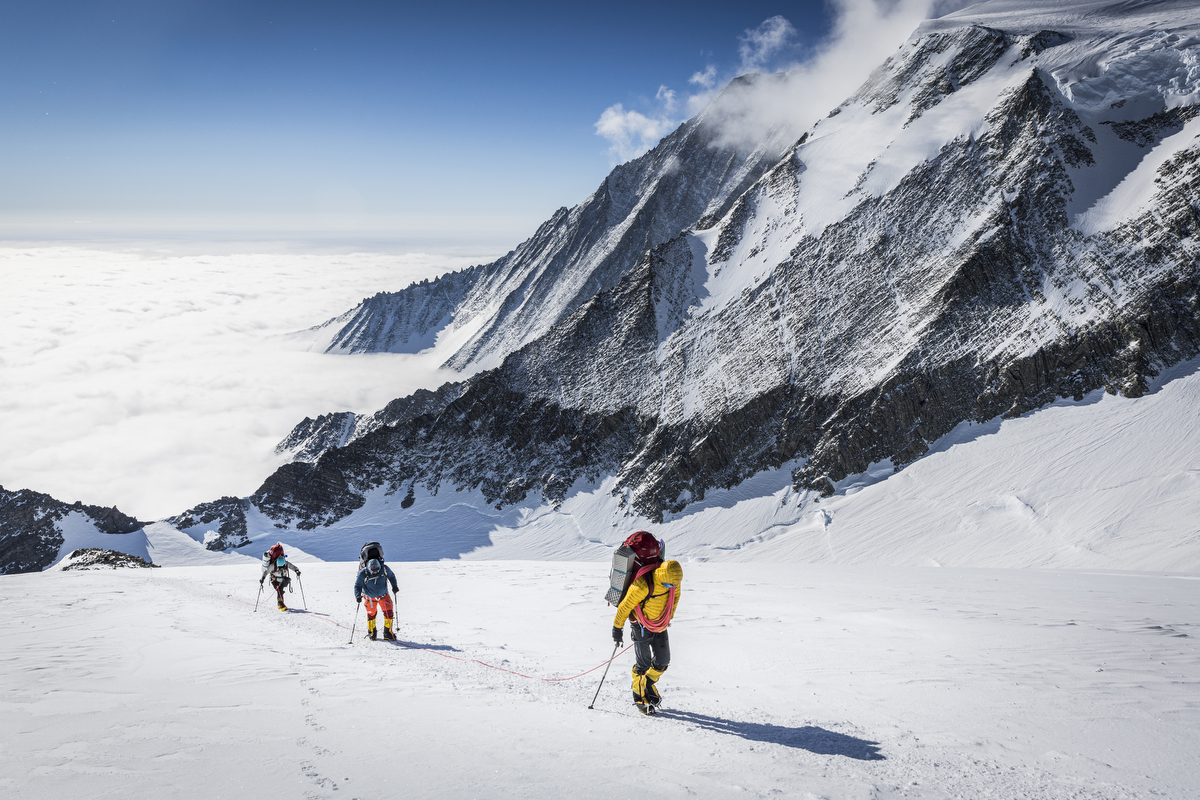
[
  {"xmin": 238, "ymin": 4, "xmax": 1200, "ymax": 533},
  {"xmin": 314, "ymin": 266, "xmax": 486, "ymax": 356},
  {"xmin": 167, "ymin": 496, "xmax": 253, "ymax": 551},
  {"xmin": 0, "ymin": 486, "xmax": 144, "ymax": 573},
  {"xmin": 306, "ymin": 75, "xmax": 799, "ymax": 372},
  {"xmin": 274, "ymin": 382, "xmax": 464, "ymax": 466}
]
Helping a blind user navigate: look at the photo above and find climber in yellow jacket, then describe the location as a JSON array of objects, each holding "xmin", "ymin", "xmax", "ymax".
[{"xmin": 612, "ymin": 558, "xmax": 683, "ymax": 715}]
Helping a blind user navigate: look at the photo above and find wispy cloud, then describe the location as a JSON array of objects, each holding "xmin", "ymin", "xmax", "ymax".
[
  {"xmin": 689, "ymin": 65, "xmax": 718, "ymax": 89},
  {"xmin": 594, "ymin": 103, "xmax": 679, "ymax": 163},
  {"xmin": 656, "ymin": 84, "xmax": 678, "ymax": 113},
  {"xmin": 737, "ymin": 15, "xmax": 799, "ymax": 73},
  {"xmin": 595, "ymin": 0, "xmax": 974, "ymax": 163}
]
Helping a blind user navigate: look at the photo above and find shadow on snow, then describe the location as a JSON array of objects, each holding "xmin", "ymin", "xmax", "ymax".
[
  {"xmin": 350, "ymin": 634, "xmax": 460, "ymax": 652},
  {"xmin": 658, "ymin": 710, "xmax": 885, "ymax": 760},
  {"xmin": 397, "ymin": 639, "xmax": 462, "ymax": 652}
]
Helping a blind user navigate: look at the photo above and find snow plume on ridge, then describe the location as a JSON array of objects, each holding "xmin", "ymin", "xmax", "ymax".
[
  {"xmin": 702, "ymin": 0, "xmax": 975, "ymax": 151},
  {"xmin": 595, "ymin": 1, "xmax": 973, "ymax": 162},
  {"xmin": 595, "ymin": 14, "xmax": 802, "ymax": 163}
]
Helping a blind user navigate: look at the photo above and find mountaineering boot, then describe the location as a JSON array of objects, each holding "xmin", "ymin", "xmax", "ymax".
[
  {"xmin": 383, "ymin": 619, "xmax": 396, "ymax": 641},
  {"xmin": 632, "ymin": 668, "xmax": 650, "ymax": 714},
  {"xmin": 645, "ymin": 679, "xmax": 661, "ymax": 708},
  {"xmin": 277, "ymin": 598, "xmax": 287, "ymax": 611},
  {"xmin": 368, "ymin": 619, "xmax": 377, "ymax": 641},
  {"xmin": 645, "ymin": 666, "xmax": 665, "ymax": 708}
]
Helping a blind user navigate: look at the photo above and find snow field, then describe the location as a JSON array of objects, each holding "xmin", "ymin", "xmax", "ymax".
[{"xmin": 2, "ymin": 561, "xmax": 1197, "ymax": 798}]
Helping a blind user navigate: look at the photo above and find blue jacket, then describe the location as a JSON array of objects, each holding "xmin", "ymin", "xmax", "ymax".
[{"xmin": 355, "ymin": 564, "xmax": 398, "ymax": 601}]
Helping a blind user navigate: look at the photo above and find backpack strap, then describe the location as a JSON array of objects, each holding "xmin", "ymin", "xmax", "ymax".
[{"xmin": 630, "ymin": 564, "xmax": 657, "ymax": 618}]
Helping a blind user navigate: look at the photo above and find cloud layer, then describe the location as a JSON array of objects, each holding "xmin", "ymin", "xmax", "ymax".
[{"xmin": 0, "ymin": 246, "xmax": 497, "ymax": 519}]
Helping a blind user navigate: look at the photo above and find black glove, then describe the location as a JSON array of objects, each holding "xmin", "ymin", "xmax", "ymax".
[
  {"xmin": 612, "ymin": 626, "xmax": 623, "ymax": 646},
  {"xmin": 259, "ymin": 577, "xmax": 264, "ymax": 586},
  {"xmin": 356, "ymin": 597, "xmax": 362, "ymax": 604},
  {"xmin": 295, "ymin": 569, "xmax": 301, "ymax": 576}
]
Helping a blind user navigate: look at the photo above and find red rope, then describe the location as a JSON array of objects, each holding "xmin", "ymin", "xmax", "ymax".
[
  {"xmin": 633, "ymin": 585, "xmax": 677, "ymax": 632},
  {"xmin": 627, "ymin": 563, "xmax": 678, "ymax": 633},
  {"xmin": 227, "ymin": 594, "xmax": 632, "ymax": 682}
]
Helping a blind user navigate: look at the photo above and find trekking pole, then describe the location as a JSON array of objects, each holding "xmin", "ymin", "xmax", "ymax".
[
  {"xmin": 348, "ymin": 601, "xmax": 361, "ymax": 644},
  {"xmin": 254, "ymin": 581, "xmax": 263, "ymax": 612},
  {"xmin": 298, "ymin": 573, "xmax": 308, "ymax": 610},
  {"xmin": 390, "ymin": 589, "xmax": 398, "ymax": 640},
  {"xmin": 588, "ymin": 643, "xmax": 621, "ymax": 709}
]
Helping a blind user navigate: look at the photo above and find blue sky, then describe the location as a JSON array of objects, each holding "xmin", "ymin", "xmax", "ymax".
[{"xmin": 0, "ymin": 1, "xmax": 840, "ymax": 245}]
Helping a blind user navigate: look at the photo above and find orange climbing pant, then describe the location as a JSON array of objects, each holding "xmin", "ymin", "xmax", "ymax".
[{"xmin": 364, "ymin": 594, "xmax": 394, "ymax": 621}]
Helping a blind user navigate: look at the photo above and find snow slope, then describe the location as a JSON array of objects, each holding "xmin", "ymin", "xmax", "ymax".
[
  {"xmin": 2, "ymin": 561, "xmax": 1196, "ymax": 798},
  {"xmin": 205, "ymin": 353, "xmax": 1200, "ymax": 573},
  {"xmin": 48, "ymin": 520, "xmax": 255, "ymax": 570}
]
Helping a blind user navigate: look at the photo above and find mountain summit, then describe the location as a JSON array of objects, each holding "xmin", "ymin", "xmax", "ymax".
[{"xmin": 305, "ymin": 74, "xmax": 802, "ymax": 372}]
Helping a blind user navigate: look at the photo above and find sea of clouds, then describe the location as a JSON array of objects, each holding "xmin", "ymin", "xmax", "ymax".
[{"xmin": 0, "ymin": 245, "xmax": 496, "ymax": 520}]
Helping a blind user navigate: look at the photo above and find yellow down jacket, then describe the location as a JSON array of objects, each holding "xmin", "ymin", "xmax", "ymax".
[{"xmin": 613, "ymin": 560, "xmax": 683, "ymax": 629}]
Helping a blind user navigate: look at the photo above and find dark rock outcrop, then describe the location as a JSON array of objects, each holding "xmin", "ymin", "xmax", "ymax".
[
  {"xmin": 274, "ymin": 382, "xmax": 465, "ymax": 463},
  {"xmin": 276, "ymin": 412, "xmax": 358, "ymax": 463},
  {"xmin": 0, "ymin": 486, "xmax": 144, "ymax": 574},
  {"xmin": 60, "ymin": 548, "xmax": 159, "ymax": 570},
  {"xmin": 167, "ymin": 496, "xmax": 252, "ymax": 550}
]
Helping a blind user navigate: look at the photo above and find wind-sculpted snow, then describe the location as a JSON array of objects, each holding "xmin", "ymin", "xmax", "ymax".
[
  {"xmin": 310, "ymin": 76, "xmax": 799, "ymax": 372},
  {"xmin": 178, "ymin": 4, "xmax": 1200, "ymax": 540}
]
